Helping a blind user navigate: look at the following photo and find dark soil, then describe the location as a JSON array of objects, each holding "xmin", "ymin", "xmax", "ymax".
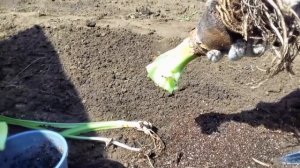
[
  {"xmin": 2, "ymin": 142, "xmax": 61, "ymax": 168},
  {"xmin": 0, "ymin": 0, "xmax": 300, "ymax": 168}
]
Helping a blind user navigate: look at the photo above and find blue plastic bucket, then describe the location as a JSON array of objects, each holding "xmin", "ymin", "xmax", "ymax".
[
  {"xmin": 281, "ymin": 151, "xmax": 300, "ymax": 165},
  {"xmin": 0, "ymin": 130, "xmax": 68, "ymax": 168}
]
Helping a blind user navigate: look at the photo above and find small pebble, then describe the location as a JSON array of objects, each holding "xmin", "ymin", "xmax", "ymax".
[
  {"xmin": 97, "ymin": 13, "xmax": 108, "ymax": 20},
  {"xmin": 15, "ymin": 103, "xmax": 28, "ymax": 112},
  {"xmin": 86, "ymin": 20, "xmax": 96, "ymax": 27},
  {"xmin": 38, "ymin": 12, "xmax": 46, "ymax": 17}
]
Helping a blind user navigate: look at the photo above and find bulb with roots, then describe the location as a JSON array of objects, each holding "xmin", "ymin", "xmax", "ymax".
[{"xmin": 201, "ymin": 0, "xmax": 300, "ymax": 63}]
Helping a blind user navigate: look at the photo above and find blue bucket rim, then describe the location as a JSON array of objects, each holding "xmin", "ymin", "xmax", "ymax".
[{"xmin": 7, "ymin": 129, "xmax": 68, "ymax": 168}]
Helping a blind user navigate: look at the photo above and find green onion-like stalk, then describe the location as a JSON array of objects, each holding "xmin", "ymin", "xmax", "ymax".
[
  {"xmin": 0, "ymin": 115, "xmax": 85, "ymax": 129},
  {"xmin": 146, "ymin": 37, "xmax": 197, "ymax": 93},
  {"xmin": 0, "ymin": 122, "xmax": 8, "ymax": 151},
  {"xmin": 0, "ymin": 115, "xmax": 163, "ymax": 152}
]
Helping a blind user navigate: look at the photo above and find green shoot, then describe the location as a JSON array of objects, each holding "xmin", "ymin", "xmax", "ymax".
[
  {"xmin": 60, "ymin": 121, "xmax": 142, "ymax": 136},
  {"xmin": 0, "ymin": 115, "xmax": 163, "ymax": 152},
  {"xmin": 0, "ymin": 115, "xmax": 88, "ymax": 129},
  {"xmin": 146, "ymin": 37, "xmax": 197, "ymax": 93},
  {"xmin": 0, "ymin": 122, "xmax": 8, "ymax": 151}
]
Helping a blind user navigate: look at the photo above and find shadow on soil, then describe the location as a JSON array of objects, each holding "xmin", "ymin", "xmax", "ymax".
[
  {"xmin": 195, "ymin": 89, "xmax": 300, "ymax": 135},
  {"xmin": 0, "ymin": 25, "xmax": 124, "ymax": 168}
]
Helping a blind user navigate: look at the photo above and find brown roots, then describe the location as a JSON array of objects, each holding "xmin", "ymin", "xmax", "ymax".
[{"xmin": 216, "ymin": 0, "xmax": 300, "ymax": 77}]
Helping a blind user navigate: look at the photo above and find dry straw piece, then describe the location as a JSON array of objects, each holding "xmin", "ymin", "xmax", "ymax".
[{"xmin": 216, "ymin": 0, "xmax": 300, "ymax": 76}]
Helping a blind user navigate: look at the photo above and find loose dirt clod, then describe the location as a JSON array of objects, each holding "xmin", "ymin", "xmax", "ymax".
[{"xmin": 86, "ymin": 20, "xmax": 96, "ymax": 27}]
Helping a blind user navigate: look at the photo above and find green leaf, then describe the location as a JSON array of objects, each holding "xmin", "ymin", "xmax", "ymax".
[
  {"xmin": 0, "ymin": 122, "xmax": 8, "ymax": 151},
  {"xmin": 146, "ymin": 37, "xmax": 197, "ymax": 93},
  {"xmin": 0, "ymin": 115, "xmax": 86, "ymax": 129},
  {"xmin": 60, "ymin": 121, "xmax": 123, "ymax": 136}
]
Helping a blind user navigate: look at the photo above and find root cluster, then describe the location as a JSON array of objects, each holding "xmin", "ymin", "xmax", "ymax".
[{"xmin": 216, "ymin": 0, "xmax": 300, "ymax": 76}]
